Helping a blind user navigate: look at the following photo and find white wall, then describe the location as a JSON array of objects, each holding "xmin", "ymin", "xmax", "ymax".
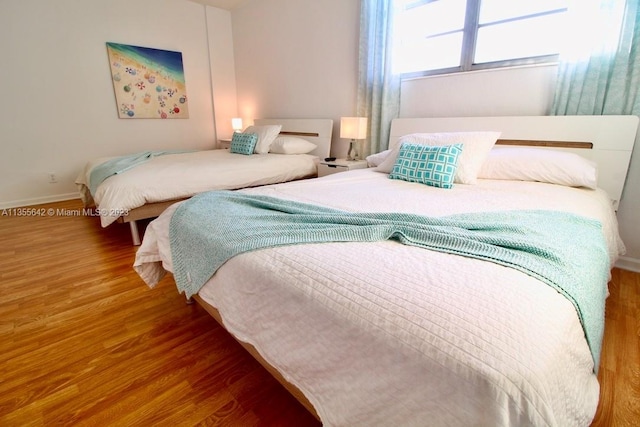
[
  {"xmin": 616, "ymin": 147, "xmax": 640, "ymax": 271},
  {"xmin": 231, "ymin": 0, "xmax": 360, "ymax": 157},
  {"xmin": 207, "ymin": 6, "xmax": 239, "ymax": 141},
  {"xmin": 400, "ymin": 65, "xmax": 558, "ymax": 117},
  {"xmin": 0, "ymin": 0, "xmax": 224, "ymax": 208}
]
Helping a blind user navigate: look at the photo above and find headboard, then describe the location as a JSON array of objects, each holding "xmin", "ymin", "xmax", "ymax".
[
  {"xmin": 254, "ymin": 118, "xmax": 333, "ymax": 159},
  {"xmin": 389, "ymin": 115, "xmax": 639, "ymax": 209}
]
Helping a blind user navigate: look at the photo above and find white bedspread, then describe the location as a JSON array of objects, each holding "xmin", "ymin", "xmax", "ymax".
[
  {"xmin": 75, "ymin": 149, "xmax": 317, "ymax": 227},
  {"xmin": 134, "ymin": 169, "xmax": 624, "ymax": 426}
]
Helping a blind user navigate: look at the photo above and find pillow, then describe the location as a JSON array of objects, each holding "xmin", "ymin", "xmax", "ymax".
[
  {"xmin": 366, "ymin": 149, "xmax": 392, "ymax": 167},
  {"xmin": 376, "ymin": 131, "xmax": 501, "ymax": 184},
  {"xmin": 478, "ymin": 146, "xmax": 598, "ymax": 189},
  {"xmin": 243, "ymin": 124, "xmax": 282, "ymax": 154},
  {"xmin": 229, "ymin": 132, "xmax": 258, "ymax": 155},
  {"xmin": 269, "ymin": 136, "xmax": 317, "ymax": 154},
  {"xmin": 388, "ymin": 143, "xmax": 463, "ymax": 189}
]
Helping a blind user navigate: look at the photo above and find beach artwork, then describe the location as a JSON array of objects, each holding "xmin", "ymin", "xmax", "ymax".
[{"xmin": 106, "ymin": 42, "xmax": 189, "ymax": 119}]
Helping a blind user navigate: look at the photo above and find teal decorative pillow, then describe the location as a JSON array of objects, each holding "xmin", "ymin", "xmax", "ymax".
[
  {"xmin": 389, "ymin": 143, "xmax": 463, "ymax": 188},
  {"xmin": 230, "ymin": 132, "xmax": 258, "ymax": 155}
]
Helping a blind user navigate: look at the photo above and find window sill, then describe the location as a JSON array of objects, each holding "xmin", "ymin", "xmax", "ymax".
[{"xmin": 400, "ymin": 62, "xmax": 559, "ymax": 82}]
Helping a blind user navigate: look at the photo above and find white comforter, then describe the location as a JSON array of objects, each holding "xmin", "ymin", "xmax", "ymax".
[
  {"xmin": 134, "ymin": 169, "xmax": 624, "ymax": 426},
  {"xmin": 75, "ymin": 149, "xmax": 318, "ymax": 227}
]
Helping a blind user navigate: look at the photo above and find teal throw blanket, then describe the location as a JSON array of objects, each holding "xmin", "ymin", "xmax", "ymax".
[
  {"xmin": 169, "ymin": 190, "xmax": 610, "ymax": 368},
  {"xmin": 89, "ymin": 150, "xmax": 184, "ymax": 196}
]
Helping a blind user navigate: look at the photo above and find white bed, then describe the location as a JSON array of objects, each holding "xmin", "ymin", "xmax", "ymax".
[
  {"xmin": 134, "ymin": 115, "xmax": 638, "ymax": 426},
  {"xmin": 76, "ymin": 118, "xmax": 333, "ymax": 244}
]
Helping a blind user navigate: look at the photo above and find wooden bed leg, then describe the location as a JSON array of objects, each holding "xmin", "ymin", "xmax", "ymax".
[
  {"xmin": 186, "ymin": 297, "xmax": 195, "ymax": 305},
  {"xmin": 129, "ymin": 221, "xmax": 141, "ymax": 246}
]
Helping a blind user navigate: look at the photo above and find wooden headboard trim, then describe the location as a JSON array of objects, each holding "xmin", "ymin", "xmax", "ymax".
[
  {"xmin": 279, "ymin": 131, "xmax": 320, "ymax": 137},
  {"xmin": 497, "ymin": 139, "xmax": 593, "ymax": 149}
]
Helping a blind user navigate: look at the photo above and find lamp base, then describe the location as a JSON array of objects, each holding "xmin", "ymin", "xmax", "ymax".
[{"xmin": 347, "ymin": 140, "xmax": 358, "ymax": 161}]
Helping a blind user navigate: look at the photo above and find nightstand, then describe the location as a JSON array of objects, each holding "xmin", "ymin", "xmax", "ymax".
[
  {"xmin": 318, "ymin": 158, "xmax": 368, "ymax": 177},
  {"xmin": 218, "ymin": 139, "xmax": 231, "ymax": 149}
]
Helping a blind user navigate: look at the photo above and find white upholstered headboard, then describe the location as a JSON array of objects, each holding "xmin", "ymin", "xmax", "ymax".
[
  {"xmin": 389, "ymin": 115, "xmax": 639, "ymax": 209},
  {"xmin": 254, "ymin": 118, "xmax": 333, "ymax": 159}
]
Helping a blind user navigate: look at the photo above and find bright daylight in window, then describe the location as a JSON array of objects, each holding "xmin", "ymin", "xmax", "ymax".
[{"xmin": 394, "ymin": 0, "xmax": 569, "ymax": 77}]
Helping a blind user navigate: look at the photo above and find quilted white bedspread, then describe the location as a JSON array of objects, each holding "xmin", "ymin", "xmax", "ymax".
[
  {"xmin": 134, "ymin": 169, "xmax": 624, "ymax": 426},
  {"xmin": 75, "ymin": 149, "xmax": 317, "ymax": 227}
]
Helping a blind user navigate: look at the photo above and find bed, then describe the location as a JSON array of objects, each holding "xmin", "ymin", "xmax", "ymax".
[
  {"xmin": 133, "ymin": 115, "xmax": 638, "ymax": 426},
  {"xmin": 75, "ymin": 118, "xmax": 333, "ymax": 244}
]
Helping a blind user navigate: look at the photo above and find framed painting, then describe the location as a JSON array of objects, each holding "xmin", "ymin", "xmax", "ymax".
[{"xmin": 106, "ymin": 42, "xmax": 189, "ymax": 119}]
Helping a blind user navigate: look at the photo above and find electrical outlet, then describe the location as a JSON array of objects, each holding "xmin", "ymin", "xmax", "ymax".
[{"xmin": 48, "ymin": 173, "xmax": 57, "ymax": 184}]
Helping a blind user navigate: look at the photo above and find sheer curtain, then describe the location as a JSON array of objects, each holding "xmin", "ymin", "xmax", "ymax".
[
  {"xmin": 357, "ymin": 0, "xmax": 401, "ymax": 156},
  {"xmin": 552, "ymin": 0, "xmax": 640, "ymax": 115}
]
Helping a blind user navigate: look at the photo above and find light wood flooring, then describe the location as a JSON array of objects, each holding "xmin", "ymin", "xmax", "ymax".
[{"xmin": 1, "ymin": 199, "xmax": 638, "ymax": 426}]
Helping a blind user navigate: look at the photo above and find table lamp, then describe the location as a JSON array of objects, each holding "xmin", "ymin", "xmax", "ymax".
[
  {"xmin": 340, "ymin": 117, "xmax": 368, "ymax": 161},
  {"xmin": 231, "ymin": 117, "xmax": 243, "ymax": 133}
]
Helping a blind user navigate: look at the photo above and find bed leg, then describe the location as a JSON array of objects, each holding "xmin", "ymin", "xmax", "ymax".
[
  {"xmin": 186, "ymin": 297, "xmax": 195, "ymax": 305},
  {"xmin": 129, "ymin": 221, "xmax": 141, "ymax": 246}
]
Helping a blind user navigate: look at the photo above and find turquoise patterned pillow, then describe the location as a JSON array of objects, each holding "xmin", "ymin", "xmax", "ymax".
[
  {"xmin": 230, "ymin": 132, "xmax": 258, "ymax": 155},
  {"xmin": 389, "ymin": 143, "xmax": 463, "ymax": 188}
]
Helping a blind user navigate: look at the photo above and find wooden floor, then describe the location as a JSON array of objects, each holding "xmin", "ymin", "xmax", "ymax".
[
  {"xmin": 0, "ymin": 200, "xmax": 319, "ymax": 426},
  {"xmin": 0, "ymin": 199, "xmax": 638, "ymax": 426},
  {"xmin": 593, "ymin": 267, "xmax": 640, "ymax": 427}
]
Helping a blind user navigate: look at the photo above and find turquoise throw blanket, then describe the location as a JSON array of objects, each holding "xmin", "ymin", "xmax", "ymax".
[
  {"xmin": 89, "ymin": 150, "xmax": 184, "ymax": 196},
  {"xmin": 169, "ymin": 190, "xmax": 610, "ymax": 368}
]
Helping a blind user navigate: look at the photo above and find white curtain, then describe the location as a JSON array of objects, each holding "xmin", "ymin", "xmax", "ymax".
[{"xmin": 357, "ymin": 0, "xmax": 401, "ymax": 155}]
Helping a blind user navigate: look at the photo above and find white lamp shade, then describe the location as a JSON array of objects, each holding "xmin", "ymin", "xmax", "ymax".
[
  {"xmin": 340, "ymin": 117, "xmax": 368, "ymax": 139},
  {"xmin": 231, "ymin": 117, "xmax": 243, "ymax": 131}
]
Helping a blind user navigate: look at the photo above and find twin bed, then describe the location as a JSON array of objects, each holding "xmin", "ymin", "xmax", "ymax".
[
  {"xmin": 76, "ymin": 119, "xmax": 333, "ymax": 244},
  {"xmin": 133, "ymin": 115, "xmax": 638, "ymax": 426}
]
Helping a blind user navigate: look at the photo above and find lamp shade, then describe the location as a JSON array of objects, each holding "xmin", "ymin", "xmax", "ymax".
[
  {"xmin": 340, "ymin": 117, "xmax": 368, "ymax": 139},
  {"xmin": 231, "ymin": 117, "xmax": 243, "ymax": 132}
]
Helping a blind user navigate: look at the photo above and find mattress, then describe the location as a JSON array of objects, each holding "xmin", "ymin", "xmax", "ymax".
[
  {"xmin": 75, "ymin": 149, "xmax": 318, "ymax": 226},
  {"xmin": 134, "ymin": 169, "xmax": 624, "ymax": 426}
]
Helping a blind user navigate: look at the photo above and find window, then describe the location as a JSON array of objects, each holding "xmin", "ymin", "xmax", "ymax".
[{"xmin": 394, "ymin": 0, "xmax": 569, "ymax": 77}]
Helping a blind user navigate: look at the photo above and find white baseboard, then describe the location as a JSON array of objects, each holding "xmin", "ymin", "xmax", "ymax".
[
  {"xmin": 615, "ymin": 256, "xmax": 640, "ymax": 273},
  {"xmin": 0, "ymin": 193, "xmax": 80, "ymax": 209}
]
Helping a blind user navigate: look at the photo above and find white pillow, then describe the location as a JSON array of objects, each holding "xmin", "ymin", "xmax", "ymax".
[
  {"xmin": 269, "ymin": 136, "xmax": 317, "ymax": 154},
  {"xmin": 376, "ymin": 131, "xmax": 501, "ymax": 184},
  {"xmin": 366, "ymin": 149, "xmax": 391, "ymax": 167},
  {"xmin": 243, "ymin": 124, "xmax": 282, "ymax": 154},
  {"xmin": 478, "ymin": 146, "xmax": 598, "ymax": 189}
]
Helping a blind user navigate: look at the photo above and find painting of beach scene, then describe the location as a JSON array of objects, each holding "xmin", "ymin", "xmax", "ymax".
[{"xmin": 106, "ymin": 42, "xmax": 189, "ymax": 119}]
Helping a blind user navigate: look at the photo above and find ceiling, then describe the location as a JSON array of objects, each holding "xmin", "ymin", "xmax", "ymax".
[{"xmin": 187, "ymin": 0, "xmax": 246, "ymax": 10}]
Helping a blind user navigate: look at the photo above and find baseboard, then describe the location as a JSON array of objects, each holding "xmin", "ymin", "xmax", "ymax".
[
  {"xmin": 0, "ymin": 193, "xmax": 80, "ymax": 209},
  {"xmin": 615, "ymin": 256, "xmax": 640, "ymax": 273}
]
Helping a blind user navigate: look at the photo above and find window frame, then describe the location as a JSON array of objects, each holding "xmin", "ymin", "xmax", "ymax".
[{"xmin": 398, "ymin": 0, "xmax": 567, "ymax": 79}]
